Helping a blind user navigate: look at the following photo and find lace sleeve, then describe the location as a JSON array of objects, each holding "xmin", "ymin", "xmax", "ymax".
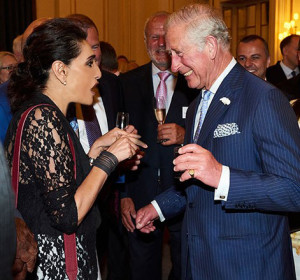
[{"xmin": 22, "ymin": 106, "xmax": 78, "ymax": 233}]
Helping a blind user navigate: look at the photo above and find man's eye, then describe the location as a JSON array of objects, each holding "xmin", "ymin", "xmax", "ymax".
[{"xmin": 238, "ymin": 56, "xmax": 245, "ymax": 61}]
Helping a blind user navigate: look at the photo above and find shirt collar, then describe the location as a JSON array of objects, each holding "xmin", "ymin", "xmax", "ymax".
[
  {"xmin": 280, "ymin": 61, "xmax": 299, "ymax": 76},
  {"xmin": 204, "ymin": 57, "xmax": 237, "ymax": 96},
  {"xmin": 151, "ymin": 62, "xmax": 175, "ymax": 77}
]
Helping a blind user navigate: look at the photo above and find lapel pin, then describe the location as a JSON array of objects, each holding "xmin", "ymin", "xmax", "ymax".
[{"xmin": 220, "ymin": 97, "xmax": 231, "ymax": 105}]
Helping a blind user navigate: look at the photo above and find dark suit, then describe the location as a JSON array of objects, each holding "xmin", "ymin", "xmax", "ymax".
[
  {"xmin": 0, "ymin": 143, "xmax": 15, "ymax": 280},
  {"xmin": 68, "ymin": 70, "xmax": 128, "ymax": 280},
  {"xmin": 120, "ymin": 62, "xmax": 198, "ymax": 280},
  {"xmin": 276, "ymin": 74, "xmax": 300, "ymax": 101},
  {"xmin": 266, "ymin": 61, "xmax": 288, "ymax": 86},
  {"xmin": 155, "ymin": 63, "xmax": 300, "ymax": 280}
]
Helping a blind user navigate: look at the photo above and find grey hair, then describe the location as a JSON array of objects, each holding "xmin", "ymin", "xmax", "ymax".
[
  {"xmin": 166, "ymin": 4, "xmax": 230, "ymax": 50},
  {"xmin": 144, "ymin": 11, "xmax": 170, "ymax": 42}
]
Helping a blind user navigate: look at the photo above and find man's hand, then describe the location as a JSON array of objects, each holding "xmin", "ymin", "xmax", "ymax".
[
  {"xmin": 135, "ymin": 204, "xmax": 158, "ymax": 233},
  {"xmin": 121, "ymin": 198, "xmax": 137, "ymax": 232},
  {"xmin": 174, "ymin": 144, "xmax": 222, "ymax": 188},
  {"xmin": 119, "ymin": 150, "xmax": 145, "ymax": 171},
  {"xmin": 157, "ymin": 123, "xmax": 185, "ymax": 145},
  {"xmin": 13, "ymin": 218, "xmax": 38, "ymax": 279}
]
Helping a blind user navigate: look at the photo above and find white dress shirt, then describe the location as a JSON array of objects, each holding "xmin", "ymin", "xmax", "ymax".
[
  {"xmin": 280, "ymin": 61, "xmax": 300, "ymax": 79},
  {"xmin": 152, "ymin": 58, "xmax": 237, "ymax": 222}
]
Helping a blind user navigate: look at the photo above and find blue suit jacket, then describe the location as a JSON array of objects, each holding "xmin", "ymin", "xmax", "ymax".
[
  {"xmin": 155, "ymin": 63, "xmax": 300, "ymax": 280},
  {"xmin": 0, "ymin": 82, "xmax": 11, "ymax": 143}
]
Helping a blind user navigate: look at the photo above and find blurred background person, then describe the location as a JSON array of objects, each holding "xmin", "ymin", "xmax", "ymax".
[
  {"xmin": 127, "ymin": 60, "xmax": 139, "ymax": 71},
  {"xmin": 266, "ymin": 34, "xmax": 300, "ymax": 86},
  {"xmin": 12, "ymin": 34, "xmax": 23, "ymax": 63},
  {"xmin": 100, "ymin": 41, "xmax": 119, "ymax": 75},
  {"xmin": 117, "ymin": 55, "xmax": 129, "ymax": 74},
  {"xmin": 276, "ymin": 38, "xmax": 300, "ymax": 101},
  {"xmin": 236, "ymin": 35, "xmax": 270, "ymax": 80},
  {"xmin": 0, "ymin": 52, "xmax": 17, "ymax": 84}
]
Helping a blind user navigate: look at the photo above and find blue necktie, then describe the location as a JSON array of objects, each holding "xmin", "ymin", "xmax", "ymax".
[
  {"xmin": 291, "ymin": 71, "xmax": 296, "ymax": 78},
  {"xmin": 193, "ymin": 90, "xmax": 212, "ymax": 143}
]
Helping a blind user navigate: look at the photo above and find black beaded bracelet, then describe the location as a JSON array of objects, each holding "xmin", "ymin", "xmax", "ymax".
[{"xmin": 91, "ymin": 150, "xmax": 119, "ymax": 176}]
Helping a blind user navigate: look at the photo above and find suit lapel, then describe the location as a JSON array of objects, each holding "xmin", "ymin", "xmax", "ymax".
[
  {"xmin": 196, "ymin": 63, "xmax": 245, "ymax": 146},
  {"xmin": 142, "ymin": 63, "xmax": 158, "ymax": 125}
]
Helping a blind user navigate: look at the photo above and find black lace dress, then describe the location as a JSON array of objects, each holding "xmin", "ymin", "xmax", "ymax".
[{"xmin": 5, "ymin": 94, "xmax": 100, "ymax": 279}]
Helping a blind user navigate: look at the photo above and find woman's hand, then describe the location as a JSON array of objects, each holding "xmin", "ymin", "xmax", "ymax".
[
  {"xmin": 106, "ymin": 135, "xmax": 147, "ymax": 163},
  {"xmin": 88, "ymin": 126, "xmax": 141, "ymax": 159}
]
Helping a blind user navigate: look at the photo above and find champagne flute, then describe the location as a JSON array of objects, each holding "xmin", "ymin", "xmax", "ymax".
[
  {"xmin": 153, "ymin": 96, "xmax": 166, "ymax": 125},
  {"xmin": 153, "ymin": 96, "xmax": 168, "ymax": 143},
  {"xmin": 116, "ymin": 112, "xmax": 129, "ymax": 130}
]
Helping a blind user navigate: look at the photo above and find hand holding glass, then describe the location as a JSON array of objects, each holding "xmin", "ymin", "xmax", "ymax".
[{"xmin": 116, "ymin": 112, "xmax": 129, "ymax": 130}]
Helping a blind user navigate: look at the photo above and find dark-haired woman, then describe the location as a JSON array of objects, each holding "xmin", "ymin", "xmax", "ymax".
[{"xmin": 4, "ymin": 18, "xmax": 146, "ymax": 279}]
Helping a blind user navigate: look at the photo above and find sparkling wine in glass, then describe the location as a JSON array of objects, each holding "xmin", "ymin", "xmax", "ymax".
[
  {"xmin": 153, "ymin": 96, "xmax": 168, "ymax": 143},
  {"xmin": 116, "ymin": 112, "xmax": 129, "ymax": 130},
  {"xmin": 153, "ymin": 96, "xmax": 166, "ymax": 125},
  {"xmin": 154, "ymin": 107, "xmax": 166, "ymax": 125}
]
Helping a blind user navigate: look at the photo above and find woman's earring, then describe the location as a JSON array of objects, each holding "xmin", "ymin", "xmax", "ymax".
[{"xmin": 63, "ymin": 81, "xmax": 67, "ymax": 86}]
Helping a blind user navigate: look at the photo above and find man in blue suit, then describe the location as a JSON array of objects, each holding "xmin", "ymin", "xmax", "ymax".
[{"xmin": 135, "ymin": 4, "xmax": 300, "ymax": 280}]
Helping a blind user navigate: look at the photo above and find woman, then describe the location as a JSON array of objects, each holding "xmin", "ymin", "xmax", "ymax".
[
  {"xmin": 5, "ymin": 18, "xmax": 146, "ymax": 279},
  {"xmin": 0, "ymin": 51, "xmax": 17, "ymax": 84}
]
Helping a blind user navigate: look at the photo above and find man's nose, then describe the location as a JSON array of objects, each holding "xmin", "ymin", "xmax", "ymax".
[
  {"xmin": 171, "ymin": 55, "xmax": 180, "ymax": 73},
  {"xmin": 158, "ymin": 36, "xmax": 165, "ymax": 47},
  {"xmin": 244, "ymin": 58, "xmax": 253, "ymax": 68}
]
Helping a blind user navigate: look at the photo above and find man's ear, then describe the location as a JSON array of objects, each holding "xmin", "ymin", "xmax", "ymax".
[
  {"xmin": 205, "ymin": 36, "xmax": 218, "ymax": 60},
  {"xmin": 52, "ymin": 60, "xmax": 68, "ymax": 85},
  {"xmin": 267, "ymin": 56, "xmax": 271, "ymax": 68}
]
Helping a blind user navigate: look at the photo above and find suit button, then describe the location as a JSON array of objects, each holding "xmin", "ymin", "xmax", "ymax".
[{"xmin": 188, "ymin": 203, "xmax": 194, "ymax": 208}]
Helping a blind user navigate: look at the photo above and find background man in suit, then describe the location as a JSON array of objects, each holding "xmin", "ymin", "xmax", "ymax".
[
  {"xmin": 236, "ymin": 35, "xmax": 270, "ymax": 80},
  {"xmin": 276, "ymin": 39, "xmax": 300, "ymax": 101},
  {"xmin": 66, "ymin": 14, "xmax": 130, "ymax": 280},
  {"xmin": 119, "ymin": 11, "xmax": 197, "ymax": 280},
  {"xmin": 266, "ymin": 34, "xmax": 300, "ymax": 86},
  {"xmin": 136, "ymin": 4, "xmax": 300, "ymax": 280}
]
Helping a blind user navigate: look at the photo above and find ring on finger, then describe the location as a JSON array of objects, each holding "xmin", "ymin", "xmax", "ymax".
[{"xmin": 188, "ymin": 169, "xmax": 195, "ymax": 178}]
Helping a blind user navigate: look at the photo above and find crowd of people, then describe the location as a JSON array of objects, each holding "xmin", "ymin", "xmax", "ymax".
[{"xmin": 0, "ymin": 3, "xmax": 300, "ymax": 280}]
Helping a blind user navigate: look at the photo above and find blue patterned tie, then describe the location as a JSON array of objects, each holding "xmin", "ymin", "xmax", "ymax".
[
  {"xmin": 193, "ymin": 90, "xmax": 212, "ymax": 143},
  {"xmin": 291, "ymin": 70, "xmax": 296, "ymax": 78},
  {"xmin": 81, "ymin": 105, "xmax": 102, "ymax": 148}
]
